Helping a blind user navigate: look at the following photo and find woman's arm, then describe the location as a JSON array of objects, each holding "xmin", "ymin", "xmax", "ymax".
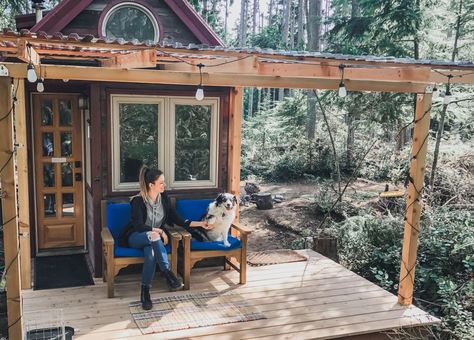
[{"xmin": 130, "ymin": 196, "xmax": 152, "ymax": 233}]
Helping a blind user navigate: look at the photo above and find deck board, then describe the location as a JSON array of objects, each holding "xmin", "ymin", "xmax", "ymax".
[{"xmin": 22, "ymin": 249, "xmax": 439, "ymax": 339}]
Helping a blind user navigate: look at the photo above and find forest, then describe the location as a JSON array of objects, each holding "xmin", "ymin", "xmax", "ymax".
[{"xmin": 0, "ymin": 0, "xmax": 473, "ymax": 339}]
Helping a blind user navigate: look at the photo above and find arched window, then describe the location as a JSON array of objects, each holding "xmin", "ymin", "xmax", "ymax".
[{"xmin": 102, "ymin": 2, "xmax": 159, "ymax": 42}]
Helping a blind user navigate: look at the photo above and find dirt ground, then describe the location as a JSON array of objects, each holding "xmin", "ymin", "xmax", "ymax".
[{"xmin": 238, "ymin": 179, "xmax": 401, "ymax": 252}]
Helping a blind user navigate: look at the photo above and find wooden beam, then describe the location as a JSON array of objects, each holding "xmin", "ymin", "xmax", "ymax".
[
  {"xmin": 398, "ymin": 93, "xmax": 432, "ymax": 305},
  {"xmin": 15, "ymin": 40, "xmax": 40, "ymax": 65},
  {"xmin": 0, "ymin": 77, "xmax": 23, "ymax": 339},
  {"xmin": 227, "ymin": 87, "xmax": 243, "ymax": 224},
  {"xmin": 3, "ymin": 63, "xmax": 429, "ymax": 93},
  {"xmin": 100, "ymin": 49, "xmax": 157, "ymax": 69},
  {"xmin": 14, "ymin": 79, "xmax": 31, "ymax": 289},
  {"xmin": 429, "ymin": 70, "xmax": 474, "ymax": 84}
]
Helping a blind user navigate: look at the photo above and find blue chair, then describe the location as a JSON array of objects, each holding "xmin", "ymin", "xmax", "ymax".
[
  {"xmin": 100, "ymin": 200, "xmax": 181, "ymax": 298},
  {"xmin": 174, "ymin": 199, "xmax": 251, "ymax": 290}
]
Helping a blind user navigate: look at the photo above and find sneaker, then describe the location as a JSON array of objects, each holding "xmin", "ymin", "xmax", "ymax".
[{"xmin": 164, "ymin": 270, "xmax": 183, "ymax": 290}]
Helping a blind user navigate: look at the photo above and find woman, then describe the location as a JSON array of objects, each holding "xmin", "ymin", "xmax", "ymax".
[{"xmin": 128, "ymin": 166, "xmax": 212, "ymax": 310}]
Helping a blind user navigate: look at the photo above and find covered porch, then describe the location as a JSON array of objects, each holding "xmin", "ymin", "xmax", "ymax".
[{"xmin": 22, "ymin": 249, "xmax": 439, "ymax": 339}]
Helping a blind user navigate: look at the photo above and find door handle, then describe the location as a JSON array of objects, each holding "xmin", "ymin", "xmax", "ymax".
[{"xmin": 75, "ymin": 173, "xmax": 82, "ymax": 181}]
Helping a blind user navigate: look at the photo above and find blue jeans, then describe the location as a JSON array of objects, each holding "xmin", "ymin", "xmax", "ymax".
[{"xmin": 128, "ymin": 231, "xmax": 170, "ymax": 287}]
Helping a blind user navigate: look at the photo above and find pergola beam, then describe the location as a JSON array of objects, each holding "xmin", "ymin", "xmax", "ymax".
[
  {"xmin": 2, "ymin": 63, "xmax": 429, "ymax": 93},
  {"xmin": 101, "ymin": 49, "xmax": 157, "ymax": 69}
]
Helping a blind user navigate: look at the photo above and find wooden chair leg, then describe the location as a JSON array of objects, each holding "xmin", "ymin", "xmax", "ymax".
[
  {"xmin": 240, "ymin": 234, "xmax": 248, "ymax": 284},
  {"xmin": 171, "ymin": 237, "xmax": 178, "ymax": 275},
  {"xmin": 182, "ymin": 236, "xmax": 191, "ymax": 290},
  {"xmin": 224, "ymin": 257, "xmax": 230, "ymax": 270},
  {"xmin": 107, "ymin": 260, "xmax": 115, "ymax": 298}
]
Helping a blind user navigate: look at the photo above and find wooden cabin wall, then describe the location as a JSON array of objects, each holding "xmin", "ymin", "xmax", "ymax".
[{"xmin": 63, "ymin": 0, "xmax": 201, "ymax": 44}]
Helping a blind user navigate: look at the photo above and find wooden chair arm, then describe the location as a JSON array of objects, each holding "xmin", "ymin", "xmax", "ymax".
[
  {"xmin": 162, "ymin": 225, "xmax": 182, "ymax": 241},
  {"xmin": 101, "ymin": 228, "xmax": 115, "ymax": 246},
  {"xmin": 231, "ymin": 222, "xmax": 252, "ymax": 235},
  {"xmin": 173, "ymin": 225, "xmax": 192, "ymax": 240}
]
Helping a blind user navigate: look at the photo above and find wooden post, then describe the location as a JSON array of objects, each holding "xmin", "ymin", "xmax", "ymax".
[
  {"xmin": 14, "ymin": 79, "xmax": 31, "ymax": 289},
  {"xmin": 0, "ymin": 77, "xmax": 23, "ymax": 339},
  {"xmin": 227, "ymin": 87, "xmax": 243, "ymax": 223},
  {"xmin": 398, "ymin": 93, "xmax": 432, "ymax": 305}
]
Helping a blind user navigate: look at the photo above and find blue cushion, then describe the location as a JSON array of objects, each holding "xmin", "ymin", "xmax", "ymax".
[
  {"xmin": 175, "ymin": 199, "xmax": 214, "ymax": 221},
  {"xmin": 190, "ymin": 235, "xmax": 241, "ymax": 250},
  {"xmin": 114, "ymin": 244, "xmax": 171, "ymax": 257},
  {"xmin": 106, "ymin": 202, "xmax": 131, "ymax": 240}
]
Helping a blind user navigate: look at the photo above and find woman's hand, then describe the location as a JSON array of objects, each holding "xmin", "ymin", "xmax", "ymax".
[
  {"xmin": 152, "ymin": 228, "xmax": 168, "ymax": 245},
  {"xmin": 189, "ymin": 221, "xmax": 214, "ymax": 230},
  {"xmin": 201, "ymin": 221, "xmax": 214, "ymax": 230}
]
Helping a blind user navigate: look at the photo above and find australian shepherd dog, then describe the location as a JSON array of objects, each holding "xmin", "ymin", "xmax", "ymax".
[{"xmin": 191, "ymin": 193, "xmax": 237, "ymax": 247}]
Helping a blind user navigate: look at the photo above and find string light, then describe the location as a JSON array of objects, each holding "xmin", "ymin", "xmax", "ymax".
[
  {"xmin": 195, "ymin": 63, "xmax": 204, "ymax": 101},
  {"xmin": 26, "ymin": 44, "xmax": 37, "ymax": 83},
  {"xmin": 443, "ymin": 75, "xmax": 453, "ymax": 106},
  {"xmin": 432, "ymin": 85, "xmax": 439, "ymax": 99},
  {"xmin": 36, "ymin": 78, "xmax": 44, "ymax": 92},
  {"xmin": 338, "ymin": 64, "xmax": 347, "ymax": 98}
]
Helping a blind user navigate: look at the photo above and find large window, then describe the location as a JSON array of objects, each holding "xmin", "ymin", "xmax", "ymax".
[
  {"xmin": 102, "ymin": 3, "xmax": 159, "ymax": 42},
  {"xmin": 111, "ymin": 95, "xmax": 219, "ymax": 191}
]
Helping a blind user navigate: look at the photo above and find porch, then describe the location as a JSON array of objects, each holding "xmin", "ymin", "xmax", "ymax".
[{"xmin": 22, "ymin": 249, "xmax": 439, "ymax": 339}]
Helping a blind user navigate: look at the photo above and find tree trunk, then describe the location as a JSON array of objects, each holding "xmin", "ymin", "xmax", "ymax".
[
  {"xmin": 202, "ymin": 0, "xmax": 208, "ymax": 22},
  {"xmin": 346, "ymin": 111, "xmax": 355, "ymax": 168},
  {"xmin": 224, "ymin": 0, "xmax": 229, "ymax": 40},
  {"xmin": 306, "ymin": 90, "xmax": 317, "ymax": 139},
  {"xmin": 307, "ymin": 0, "xmax": 322, "ymax": 52},
  {"xmin": 268, "ymin": 0, "xmax": 274, "ymax": 26},
  {"xmin": 239, "ymin": 0, "xmax": 248, "ymax": 47},
  {"xmin": 248, "ymin": 88, "xmax": 254, "ymax": 118},
  {"xmin": 297, "ymin": 0, "xmax": 305, "ymax": 49},
  {"xmin": 252, "ymin": 0, "xmax": 259, "ymax": 35}
]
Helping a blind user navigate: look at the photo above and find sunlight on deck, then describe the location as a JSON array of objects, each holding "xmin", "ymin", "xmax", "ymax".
[{"xmin": 22, "ymin": 250, "xmax": 439, "ymax": 339}]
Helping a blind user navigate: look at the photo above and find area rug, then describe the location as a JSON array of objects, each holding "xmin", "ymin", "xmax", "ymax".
[
  {"xmin": 247, "ymin": 249, "xmax": 308, "ymax": 266},
  {"xmin": 129, "ymin": 291, "xmax": 265, "ymax": 334},
  {"xmin": 34, "ymin": 254, "xmax": 94, "ymax": 290}
]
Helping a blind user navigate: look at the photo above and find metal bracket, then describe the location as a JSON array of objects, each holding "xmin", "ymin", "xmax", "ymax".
[{"xmin": 0, "ymin": 64, "xmax": 9, "ymax": 77}]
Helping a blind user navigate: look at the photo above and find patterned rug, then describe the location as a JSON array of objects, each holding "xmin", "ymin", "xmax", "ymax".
[
  {"xmin": 247, "ymin": 249, "xmax": 308, "ymax": 266},
  {"xmin": 129, "ymin": 291, "xmax": 265, "ymax": 334}
]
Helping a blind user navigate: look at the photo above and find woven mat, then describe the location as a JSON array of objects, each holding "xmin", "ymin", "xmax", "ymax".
[
  {"xmin": 247, "ymin": 249, "xmax": 308, "ymax": 266},
  {"xmin": 129, "ymin": 291, "xmax": 265, "ymax": 334}
]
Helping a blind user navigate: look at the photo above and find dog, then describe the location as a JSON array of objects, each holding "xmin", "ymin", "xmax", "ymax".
[{"xmin": 190, "ymin": 193, "xmax": 237, "ymax": 247}]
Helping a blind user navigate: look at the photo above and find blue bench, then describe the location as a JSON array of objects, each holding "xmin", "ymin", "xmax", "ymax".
[
  {"xmin": 174, "ymin": 199, "xmax": 251, "ymax": 290},
  {"xmin": 101, "ymin": 200, "xmax": 181, "ymax": 298}
]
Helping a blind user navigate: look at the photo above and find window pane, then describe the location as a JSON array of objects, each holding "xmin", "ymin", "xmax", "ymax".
[
  {"xmin": 42, "ymin": 133, "xmax": 54, "ymax": 156},
  {"xmin": 44, "ymin": 194, "xmax": 56, "ymax": 217},
  {"xmin": 61, "ymin": 162, "xmax": 73, "ymax": 187},
  {"xmin": 105, "ymin": 6, "xmax": 156, "ymax": 42},
  {"xmin": 61, "ymin": 132, "xmax": 73, "ymax": 157},
  {"xmin": 62, "ymin": 193, "xmax": 74, "ymax": 216},
  {"xmin": 41, "ymin": 100, "xmax": 53, "ymax": 126},
  {"xmin": 59, "ymin": 100, "xmax": 72, "ymax": 126},
  {"xmin": 119, "ymin": 103, "xmax": 159, "ymax": 183},
  {"xmin": 43, "ymin": 163, "xmax": 55, "ymax": 187},
  {"xmin": 175, "ymin": 104, "xmax": 211, "ymax": 181}
]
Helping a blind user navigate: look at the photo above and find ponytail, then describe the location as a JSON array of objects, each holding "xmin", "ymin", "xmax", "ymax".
[{"xmin": 138, "ymin": 166, "xmax": 164, "ymax": 201}]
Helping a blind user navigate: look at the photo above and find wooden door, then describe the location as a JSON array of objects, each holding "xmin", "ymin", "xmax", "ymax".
[{"xmin": 33, "ymin": 94, "xmax": 85, "ymax": 251}]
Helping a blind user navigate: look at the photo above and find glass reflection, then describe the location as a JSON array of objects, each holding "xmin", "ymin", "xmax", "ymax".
[
  {"xmin": 44, "ymin": 194, "xmax": 56, "ymax": 217},
  {"xmin": 43, "ymin": 163, "xmax": 55, "ymax": 187},
  {"xmin": 41, "ymin": 100, "xmax": 53, "ymax": 126},
  {"xmin": 61, "ymin": 163, "xmax": 73, "ymax": 187},
  {"xmin": 42, "ymin": 133, "xmax": 54, "ymax": 156},
  {"xmin": 61, "ymin": 132, "xmax": 73, "ymax": 157},
  {"xmin": 59, "ymin": 100, "xmax": 72, "ymax": 126},
  {"xmin": 62, "ymin": 193, "xmax": 74, "ymax": 216}
]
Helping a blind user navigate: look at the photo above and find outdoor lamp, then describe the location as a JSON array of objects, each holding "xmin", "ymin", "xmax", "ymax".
[
  {"xmin": 195, "ymin": 63, "xmax": 205, "ymax": 101},
  {"xmin": 27, "ymin": 64, "xmax": 37, "ymax": 83},
  {"xmin": 443, "ymin": 89, "xmax": 452, "ymax": 105},
  {"xmin": 36, "ymin": 78, "xmax": 44, "ymax": 92},
  {"xmin": 338, "ymin": 64, "xmax": 347, "ymax": 98},
  {"xmin": 432, "ymin": 85, "xmax": 439, "ymax": 99}
]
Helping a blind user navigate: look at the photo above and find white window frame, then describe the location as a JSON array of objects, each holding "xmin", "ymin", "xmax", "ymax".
[
  {"xmin": 102, "ymin": 2, "xmax": 160, "ymax": 43},
  {"xmin": 111, "ymin": 95, "xmax": 165, "ymax": 192},
  {"xmin": 167, "ymin": 97, "xmax": 219, "ymax": 189},
  {"xmin": 110, "ymin": 95, "xmax": 219, "ymax": 191}
]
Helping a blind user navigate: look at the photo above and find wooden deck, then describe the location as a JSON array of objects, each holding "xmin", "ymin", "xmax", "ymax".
[{"xmin": 22, "ymin": 250, "xmax": 439, "ymax": 339}]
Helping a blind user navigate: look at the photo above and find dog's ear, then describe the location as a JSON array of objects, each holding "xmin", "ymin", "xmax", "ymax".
[{"xmin": 215, "ymin": 193, "xmax": 225, "ymax": 206}]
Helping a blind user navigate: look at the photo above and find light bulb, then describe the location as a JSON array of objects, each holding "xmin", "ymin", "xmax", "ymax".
[
  {"xmin": 63, "ymin": 79, "xmax": 69, "ymax": 83},
  {"xmin": 195, "ymin": 87, "xmax": 204, "ymax": 101},
  {"xmin": 27, "ymin": 64, "xmax": 37, "ymax": 83},
  {"xmin": 338, "ymin": 82, "xmax": 347, "ymax": 97},
  {"xmin": 443, "ymin": 92, "xmax": 451, "ymax": 105},
  {"xmin": 432, "ymin": 86, "xmax": 439, "ymax": 99},
  {"xmin": 37, "ymin": 78, "xmax": 44, "ymax": 92}
]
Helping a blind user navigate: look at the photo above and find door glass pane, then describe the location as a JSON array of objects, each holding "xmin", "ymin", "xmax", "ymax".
[
  {"xmin": 61, "ymin": 132, "xmax": 73, "ymax": 157},
  {"xmin": 41, "ymin": 100, "xmax": 53, "ymax": 126},
  {"xmin": 119, "ymin": 103, "xmax": 159, "ymax": 183},
  {"xmin": 42, "ymin": 133, "xmax": 54, "ymax": 156},
  {"xmin": 62, "ymin": 193, "xmax": 74, "ymax": 216},
  {"xmin": 44, "ymin": 194, "xmax": 56, "ymax": 217},
  {"xmin": 43, "ymin": 163, "xmax": 55, "ymax": 187},
  {"xmin": 61, "ymin": 162, "xmax": 73, "ymax": 187},
  {"xmin": 59, "ymin": 100, "xmax": 72, "ymax": 126},
  {"xmin": 175, "ymin": 104, "xmax": 211, "ymax": 181}
]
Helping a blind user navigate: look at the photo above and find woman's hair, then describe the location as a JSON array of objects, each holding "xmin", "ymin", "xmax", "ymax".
[{"xmin": 138, "ymin": 166, "xmax": 164, "ymax": 200}]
